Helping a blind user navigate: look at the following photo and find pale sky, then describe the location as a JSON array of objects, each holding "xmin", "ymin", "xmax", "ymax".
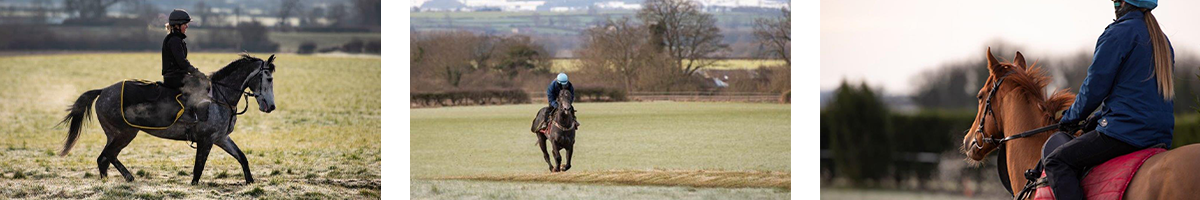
[{"xmin": 821, "ymin": 0, "xmax": 1200, "ymax": 95}]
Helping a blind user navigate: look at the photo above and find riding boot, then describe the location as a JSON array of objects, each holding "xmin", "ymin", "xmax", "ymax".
[{"xmin": 193, "ymin": 100, "xmax": 210, "ymax": 122}]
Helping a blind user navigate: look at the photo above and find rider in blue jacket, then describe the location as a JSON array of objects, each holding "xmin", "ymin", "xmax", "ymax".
[
  {"xmin": 547, "ymin": 73, "xmax": 575, "ymax": 109},
  {"xmin": 536, "ymin": 73, "xmax": 575, "ymax": 131},
  {"xmin": 1044, "ymin": 0, "xmax": 1174, "ymax": 199}
]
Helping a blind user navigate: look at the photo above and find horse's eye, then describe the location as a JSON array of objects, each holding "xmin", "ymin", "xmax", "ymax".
[{"xmin": 267, "ymin": 78, "xmax": 273, "ymax": 82}]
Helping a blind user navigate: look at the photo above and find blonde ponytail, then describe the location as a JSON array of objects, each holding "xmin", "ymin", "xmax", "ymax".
[{"xmin": 1144, "ymin": 10, "xmax": 1174, "ymax": 100}]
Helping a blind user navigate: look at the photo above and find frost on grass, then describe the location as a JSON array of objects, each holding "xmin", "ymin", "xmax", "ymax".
[{"xmin": 446, "ymin": 169, "xmax": 790, "ymax": 189}]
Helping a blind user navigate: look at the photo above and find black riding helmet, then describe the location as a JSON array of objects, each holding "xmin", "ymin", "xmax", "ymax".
[{"xmin": 169, "ymin": 9, "xmax": 191, "ymax": 25}]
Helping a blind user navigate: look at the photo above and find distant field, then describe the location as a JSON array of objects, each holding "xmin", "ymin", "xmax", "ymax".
[
  {"xmin": 411, "ymin": 102, "xmax": 790, "ymax": 198},
  {"xmin": 550, "ymin": 59, "xmax": 787, "ymax": 72},
  {"xmin": 0, "ymin": 53, "xmax": 380, "ymax": 199}
]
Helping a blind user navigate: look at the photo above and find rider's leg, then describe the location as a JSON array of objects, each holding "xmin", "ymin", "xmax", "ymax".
[
  {"xmin": 182, "ymin": 74, "xmax": 212, "ymax": 121},
  {"xmin": 1043, "ymin": 131, "xmax": 1138, "ymax": 200}
]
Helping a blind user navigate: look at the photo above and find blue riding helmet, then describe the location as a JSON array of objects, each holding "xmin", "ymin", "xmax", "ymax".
[
  {"xmin": 1117, "ymin": 0, "xmax": 1157, "ymax": 10},
  {"xmin": 556, "ymin": 73, "xmax": 569, "ymax": 85}
]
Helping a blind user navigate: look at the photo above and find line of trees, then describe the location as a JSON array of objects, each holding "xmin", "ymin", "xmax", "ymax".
[
  {"xmin": 576, "ymin": 0, "xmax": 790, "ymax": 92},
  {"xmin": 410, "ymin": 32, "xmax": 553, "ymax": 92},
  {"xmin": 911, "ymin": 41, "xmax": 1200, "ymax": 114}
]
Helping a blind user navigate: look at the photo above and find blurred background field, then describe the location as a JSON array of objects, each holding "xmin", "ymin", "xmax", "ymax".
[
  {"xmin": 410, "ymin": 102, "xmax": 789, "ymax": 199},
  {"xmin": 0, "ymin": 53, "xmax": 380, "ymax": 199}
]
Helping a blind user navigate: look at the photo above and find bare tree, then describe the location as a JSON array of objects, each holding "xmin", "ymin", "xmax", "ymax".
[
  {"xmin": 353, "ymin": 0, "xmax": 381, "ymax": 26},
  {"xmin": 637, "ymin": 0, "xmax": 727, "ymax": 76},
  {"xmin": 277, "ymin": 0, "xmax": 301, "ymax": 27},
  {"xmin": 65, "ymin": 0, "xmax": 124, "ymax": 19},
  {"xmin": 576, "ymin": 17, "xmax": 662, "ymax": 91},
  {"xmin": 412, "ymin": 32, "xmax": 483, "ymax": 88},
  {"xmin": 328, "ymin": 3, "xmax": 347, "ymax": 26},
  {"xmin": 754, "ymin": 8, "xmax": 790, "ymax": 66}
]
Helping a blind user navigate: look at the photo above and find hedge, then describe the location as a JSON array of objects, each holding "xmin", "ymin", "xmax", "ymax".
[
  {"xmin": 412, "ymin": 89, "xmax": 530, "ymax": 107},
  {"xmin": 572, "ymin": 87, "xmax": 628, "ymax": 102}
]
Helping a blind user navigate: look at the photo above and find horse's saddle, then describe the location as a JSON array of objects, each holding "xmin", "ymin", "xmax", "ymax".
[
  {"xmin": 120, "ymin": 79, "xmax": 185, "ymax": 129},
  {"xmin": 1032, "ymin": 148, "xmax": 1167, "ymax": 200}
]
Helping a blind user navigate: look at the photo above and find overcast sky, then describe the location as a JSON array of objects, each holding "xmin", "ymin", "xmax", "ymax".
[{"xmin": 821, "ymin": 0, "xmax": 1200, "ymax": 95}]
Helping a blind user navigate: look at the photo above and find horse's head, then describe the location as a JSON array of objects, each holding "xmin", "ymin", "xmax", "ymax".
[
  {"xmin": 961, "ymin": 48, "xmax": 1027, "ymax": 161},
  {"xmin": 248, "ymin": 54, "xmax": 277, "ymax": 113},
  {"xmin": 557, "ymin": 88, "xmax": 574, "ymax": 112}
]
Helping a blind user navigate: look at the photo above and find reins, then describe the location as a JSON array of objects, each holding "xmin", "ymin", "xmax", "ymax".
[
  {"xmin": 972, "ymin": 68, "xmax": 1065, "ymax": 197},
  {"xmin": 182, "ymin": 60, "xmax": 268, "ymax": 148}
]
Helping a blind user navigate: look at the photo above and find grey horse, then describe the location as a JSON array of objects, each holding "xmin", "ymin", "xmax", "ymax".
[{"xmin": 59, "ymin": 54, "xmax": 277, "ymax": 185}]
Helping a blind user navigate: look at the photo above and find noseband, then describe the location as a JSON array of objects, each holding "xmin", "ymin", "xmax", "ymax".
[{"xmin": 971, "ymin": 72, "xmax": 1011, "ymax": 150}]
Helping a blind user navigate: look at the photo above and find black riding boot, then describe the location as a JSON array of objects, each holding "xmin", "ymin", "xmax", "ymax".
[{"xmin": 193, "ymin": 104, "xmax": 208, "ymax": 122}]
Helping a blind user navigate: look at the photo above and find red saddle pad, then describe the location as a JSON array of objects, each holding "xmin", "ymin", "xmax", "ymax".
[{"xmin": 1033, "ymin": 148, "xmax": 1167, "ymax": 200}]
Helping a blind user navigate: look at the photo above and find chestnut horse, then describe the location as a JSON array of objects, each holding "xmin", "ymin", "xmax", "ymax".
[{"xmin": 961, "ymin": 48, "xmax": 1200, "ymax": 199}]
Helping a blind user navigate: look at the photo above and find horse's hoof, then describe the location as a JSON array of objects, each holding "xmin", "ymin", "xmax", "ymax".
[
  {"xmin": 190, "ymin": 181, "xmax": 199, "ymax": 185},
  {"xmin": 563, "ymin": 165, "xmax": 571, "ymax": 171}
]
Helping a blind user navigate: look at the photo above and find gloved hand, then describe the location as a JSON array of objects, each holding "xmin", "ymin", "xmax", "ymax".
[
  {"xmin": 1059, "ymin": 110, "xmax": 1083, "ymax": 133},
  {"xmin": 189, "ymin": 68, "xmax": 209, "ymax": 81}
]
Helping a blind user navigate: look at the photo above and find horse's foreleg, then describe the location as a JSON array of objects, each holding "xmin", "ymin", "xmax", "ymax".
[
  {"xmin": 190, "ymin": 140, "xmax": 214, "ymax": 185},
  {"xmin": 562, "ymin": 146, "xmax": 573, "ymax": 172},
  {"xmin": 216, "ymin": 137, "xmax": 254, "ymax": 184},
  {"xmin": 538, "ymin": 138, "xmax": 554, "ymax": 172},
  {"xmin": 551, "ymin": 143, "xmax": 563, "ymax": 172}
]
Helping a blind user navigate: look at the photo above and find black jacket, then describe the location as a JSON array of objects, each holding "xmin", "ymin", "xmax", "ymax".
[{"xmin": 162, "ymin": 32, "xmax": 197, "ymax": 79}]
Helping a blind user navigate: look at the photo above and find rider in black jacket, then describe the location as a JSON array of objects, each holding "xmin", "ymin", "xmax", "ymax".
[{"xmin": 162, "ymin": 9, "xmax": 210, "ymax": 122}]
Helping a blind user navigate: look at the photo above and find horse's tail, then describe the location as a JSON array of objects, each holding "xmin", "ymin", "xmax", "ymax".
[{"xmin": 58, "ymin": 89, "xmax": 102, "ymax": 156}]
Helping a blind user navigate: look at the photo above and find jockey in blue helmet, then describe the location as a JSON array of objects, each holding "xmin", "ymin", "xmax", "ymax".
[
  {"xmin": 547, "ymin": 73, "xmax": 575, "ymax": 108},
  {"xmin": 1043, "ymin": 0, "xmax": 1174, "ymax": 199}
]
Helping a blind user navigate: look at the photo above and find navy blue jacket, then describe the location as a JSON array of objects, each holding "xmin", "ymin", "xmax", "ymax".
[
  {"xmin": 1060, "ymin": 10, "xmax": 1174, "ymax": 148},
  {"xmin": 547, "ymin": 81, "xmax": 575, "ymax": 108}
]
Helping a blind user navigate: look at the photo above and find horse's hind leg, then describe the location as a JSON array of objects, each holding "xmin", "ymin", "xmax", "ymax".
[
  {"xmin": 216, "ymin": 137, "xmax": 254, "ymax": 183},
  {"xmin": 98, "ymin": 126, "xmax": 138, "ymax": 181}
]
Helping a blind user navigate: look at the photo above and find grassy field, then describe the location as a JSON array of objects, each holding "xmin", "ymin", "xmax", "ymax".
[
  {"xmin": 0, "ymin": 53, "xmax": 380, "ymax": 199},
  {"xmin": 411, "ymin": 102, "xmax": 790, "ymax": 198}
]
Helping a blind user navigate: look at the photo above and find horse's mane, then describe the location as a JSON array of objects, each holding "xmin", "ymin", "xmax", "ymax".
[
  {"xmin": 998, "ymin": 62, "xmax": 1076, "ymax": 123},
  {"xmin": 210, "ymin": 54, "xmax": 264, "ymax": 81}
]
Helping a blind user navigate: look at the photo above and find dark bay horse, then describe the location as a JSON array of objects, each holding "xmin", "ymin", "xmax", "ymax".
[
  {"xmin": 532, "ymin": 89, "xmax": 577, "ymax": 172},
  {"xmin": 962, "ymin": 48, "xmax": 1200, "ymax": 199},
  {"xmin": 59, "ymin": 54, "xmax": 277, "ymax": 185}
]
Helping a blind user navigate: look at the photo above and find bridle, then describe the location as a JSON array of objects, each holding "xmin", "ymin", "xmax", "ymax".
[
  {"xmin": 181, "ymin": 60, "xmax": 270, "ymax": 148},
  {"xmin": 970, "ymin": 71, "xmax": 1012, "ymax": 150},
  {"xmin": 212, "ymin": 60, "xmax": 271, "ymax": 116},
  {"xmin": 966, "ymin": 67, "xmax": 1063, "ymax": 197}
]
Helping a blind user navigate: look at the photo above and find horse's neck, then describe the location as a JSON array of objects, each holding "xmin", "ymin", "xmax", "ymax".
[
  {"xmin": 213, "ymin": 67, "xmax": 252, "ymax": 106},
  {"xmin": 999, "ymin": 94, "xmax": 1054, "ymax": 193}
]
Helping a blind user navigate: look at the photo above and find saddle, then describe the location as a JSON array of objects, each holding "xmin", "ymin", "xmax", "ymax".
[
  {"xmin": 120, "ymin": 79, "xmax": 185, "ymax": 129},
  {"xmin": 1031, "ymin": 147, "xmax": 1166, "ymax": 200}
]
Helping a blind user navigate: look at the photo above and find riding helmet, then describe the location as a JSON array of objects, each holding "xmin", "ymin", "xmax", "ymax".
[
  {"xmin": 169, "ymin": 9, "xmax": 191, "ymax": 25},
  {"xmin": 556, "ymin": 73, "xmax": 569, "ymax": 85},
  {"xmin": 1119, "ymin": 0, "xmax": 1157, "ymax": 10}
]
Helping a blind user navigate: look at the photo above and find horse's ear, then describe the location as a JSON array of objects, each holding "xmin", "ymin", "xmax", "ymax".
[
  {"xmin": 986, "ymin": 47, "xmax": 1001, "ymax": 72},
  {"xmin": 1014, "ymin": 51, "xmax": 1027, "ymax": 68},
  {"xmin": 267, "ymin": 54, "xmax": 276, "ymax": 64}
]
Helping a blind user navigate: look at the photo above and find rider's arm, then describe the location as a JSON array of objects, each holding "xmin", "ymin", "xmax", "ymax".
[
  {"xmin": 1061, "ymin": 29, "xmax": 1132, "ymax": 125},
  {"xmin": 547, "ymin": 81, "xmax": 559, "ymax": 107}
]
